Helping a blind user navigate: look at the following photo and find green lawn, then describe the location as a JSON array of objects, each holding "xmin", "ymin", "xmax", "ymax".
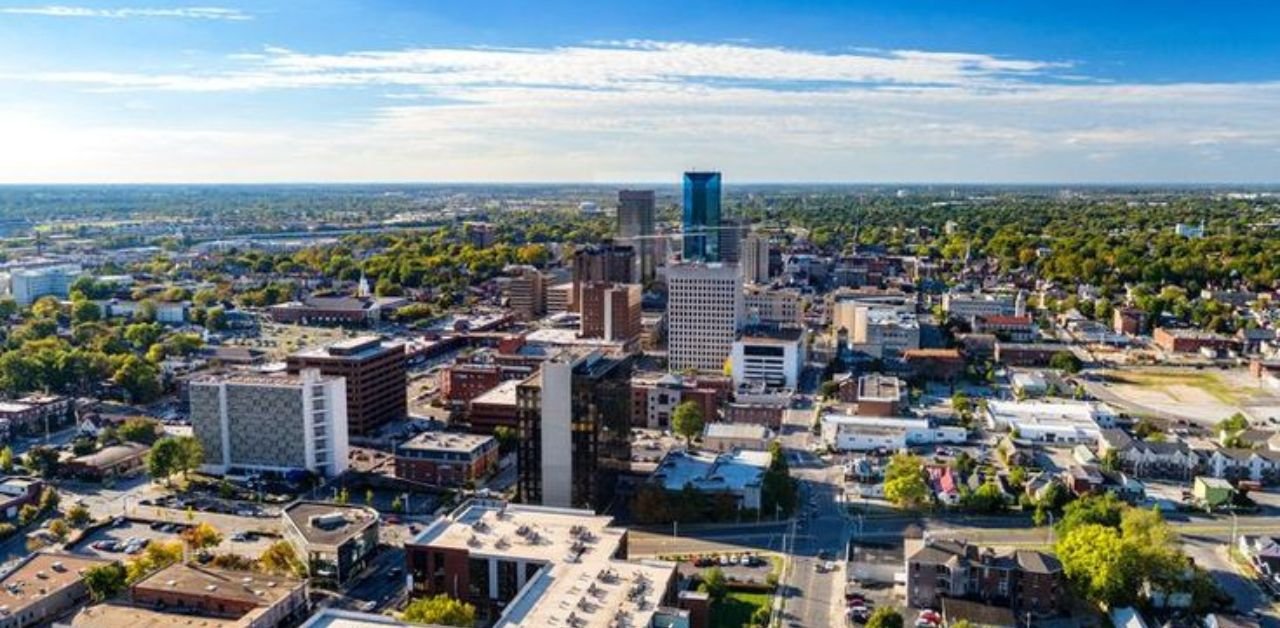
[{"xmin": 711, "ymin": 590, "xmax": 772, "ymax": 628}]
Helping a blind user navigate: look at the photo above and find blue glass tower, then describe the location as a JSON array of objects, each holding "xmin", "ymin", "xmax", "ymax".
[{"xmin": 682, "ymin": 171, "xmax": 722, "ymax": 262}]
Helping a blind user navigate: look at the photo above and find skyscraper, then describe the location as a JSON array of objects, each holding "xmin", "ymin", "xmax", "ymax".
[
  {"xmin": 617, "ymin": 189, "xmax": 656, "ymax": 282},
  {"xmin": 742, "ymin": 232, "xmax": 771, "ymax": 284},
  {"xmin": 570, "ymin": 242, "xmax": 634, "ymax": 312},
  {"xmin": 666, "ymin": 262, "xmax": 743, "ymax": 372},
  {"xmin": 682, "ymin": 171, "xmax": 722, "ymax": 262}
]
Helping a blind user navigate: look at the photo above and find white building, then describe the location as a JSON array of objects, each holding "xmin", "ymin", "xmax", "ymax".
[
  {"xmin": 845, "ymin": 306, "xmax": 920, "ymax": 358},
  {"xmin": 189, "ymin": 369, "xmax": 349, "ymax": 478},
  {"xmin": 666, "ymin": 262, "xmax": 743, "ymax": 372},
  {"xmin": 743, "ymin": 284, "xmax": 804, "ymax": 326},
  {"xmin": 10, "ymin": 264, "xmax": 81, "ymax": 306},
  {"xmin": 820, "ymin": 414, "xmax": 967, "ymax": 452},
  {"xmin": 985, "ymin": 399, "xmax": 1116, "ymax": 445},
  {"xmin": 941, "ymin": 292, "xmax": 1020, "ymax": 321},
  {"xmin": 651, "ymin": 449, "xmax": 767, "ymax": 510},
  {"xmin": 730, "ymin": 326, "xmax": 805, "ymax": 389},
  {"xmin": 1174, "ymin": 222, "xmax": 1205, "ymax": 239},
  {"xmin": 741, "ymin": 232, "xmax": 771, "ymax": 285}
]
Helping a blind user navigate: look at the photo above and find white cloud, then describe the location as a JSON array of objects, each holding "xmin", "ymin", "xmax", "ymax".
[
  {"xmin": 1, "ymin": 40, "xmax": 1279, "ymax": 182},
  {"xmin": 0, "ymin": 5, "xmax": 250, "ymax": 20}
]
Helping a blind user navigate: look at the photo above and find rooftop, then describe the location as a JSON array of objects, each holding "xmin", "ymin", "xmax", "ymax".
[
  {"xmin": 857, "ymin": 374, "xmax": 904, "ymax": 402},
  {"xmin": 986, "ymin": 399, "xmax": 1113, "ymax": 430},
  {"xmin": 301, "ymin": 609, "xmax": 416, "ymax": 628},
  {"xmin": 135, "ymin": 562, "xmax": 304, "ymax": 609},
  {"xmin": 737, "ymin": 325, "xmax": 805, "ymax": 344},
  {"xmin": 282, "ymin": 501, "xmax": 379, "ymax": 547},
  {"xmin": 291, "ymin": 337, "xmax": 401, "ymax": 361},
  {"xmin": 397, "ymin": 431, "xmax": 495, "ymax": 454},
  {"xmin": 651, "ymin": 449, "xmax": 768, "ymax": 494},
  {"xmin": 69, "ymin": 604, "xmax": 241, "ymax": 628},
  {"xmin": 703, "ymin": 423, "xmax": 771, "ymax": 442},
  {"xmin": 0, "ymin": 552, "xmax": 113, "ymax": 617},
  {"xmin": 70, "ymin": 442, "xmax": 150, "ymax": 469},
  {"xmin": 470, "ymin": 379, "xmax": 521, "ymax": 407},
  {"xmin": 524, "ymin": 327, "xmax": 627, "ymax": 350},
  {"xmin": 410, "ymin": 500, "xmax": 675, "ymax": 628}
]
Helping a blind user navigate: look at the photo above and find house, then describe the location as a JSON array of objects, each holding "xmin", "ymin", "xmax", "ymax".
[
  {"xmin": 61, "ymin": 442, "xmax": 150, "ymax": 481},
  {"xmin": 1064, "ymin": 464, "xmax": 1106, "ymax": 496},
  {"xmin": 1193, "ymin": 476, "xmax": 1237, "ymax": 509},
  {"xmin": 1098, "ymin": 429, "xmax": 1200, "ymax": 480},
  {"xmin": 1208, "ymin": 448, "xmax": 1280, "ymax": 484},
  {"xmin": 1237, "ymin": 535, "xmax": 1280, "ymax": 575},
  {"xmin": 0, "ymin": 476, "xmax": 44, "ymax": 520},
  {"xmin": 1011, "ymin": 371, "xmax": 1048, "ymax": 398}
]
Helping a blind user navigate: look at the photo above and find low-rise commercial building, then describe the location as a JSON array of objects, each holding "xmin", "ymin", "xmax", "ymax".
[
  {"xmin": 649, "ymin": 449, "xmax": 767, "ymax": 510},
  {"xmin": 112, "ymin": 561, "xmax": 308, "ymax": 627},
  {"xmin": 395, "ymin": 432, "xmax": 499, "ymax": 487},
  {"xmin": 702, "ymin": 423, "xmax": 772, "ymax": 453},
  {"xmin": 0, "ymin": 394, "xmax": 70, "ymax": 439},
  {"xmin": 1153, "ymin": 327, "xmax": 1240, "ymax": 355},
  {"xmin": 985, "ymin": 400, "xmax": 1116, "ymax": 445},
  {"xmin": 0, "ymin": 552, "xmax": 113, "ymax": 627},
  {"xmin": 465, "ymin": 379, "xmax": 520, "ymax": 435},
  {"xmin": 630, "ymin": 372, "xmax": 724, "ymax": 430},
  {"xmin": 268, "ymin": 295, "xmax": 407, "ymax": 326},
  {"xmin": 281, "ymin": 502, "xmax": 379, "ymax": 585},
  {"xmin": 973, "ymin": 314, "xmax": 1036, "ymax": 342},
  {"xmin": 406, "ymin": 499, "xmax": 686, "ymax": 627},
  {"xmin": 854, "ymin": 374, "xmax": 907, "ymax": 417},
  {"xmin": 820, "ymin": 415, "xmax": 967, "ymax": 452},
  {"xmin": 62, "ymin": 442, "xmax": 150, "ymax": 481},
  {"xmin": 941, "ymin": 292, "xmax": 1020, "ymax": 321},
  {"xmin": 729, "ymin": 326, "xmax": 805, "ymax": 389},
  {"xmin": 994, "ymin": 342, "xmax": 1073, "ymax": 367},
  {"xmin": 0, "ymin": 476, "xmax": 43, "ymax": 520}
]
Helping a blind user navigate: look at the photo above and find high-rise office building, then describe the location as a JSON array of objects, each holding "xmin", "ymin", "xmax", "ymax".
[
  {"xmin": 286, "ymin": 336, "xmax": 406, "ymax": 436},
  {"xmin": 616, "ymin": 189, "xmax": 656, "ymax": 283},
  {"xmin": 189, "ymin": 369, "xmax": 349, "ymax": 478},
  {"xmin": 579, "ymin": 281, "xmax": 642, "ymax": 343},
  {"xmin": 570, "ymin": 242, "xmax": 633, "ymax": 312},
  {"xmin": 682, "ymin": 171, "xmax": 722, "ymax": 262},
  {"xmin": 516, "ymin": 349, "xmax": 632, "ymax": 511},
  {"xmin": 717, "ymin": 219, "xmax": 747, "ymax": 264},
  {"xmin": 742, "ymin": 232, "xmax": 771, "ymax": 285},
  {"xmin": 666, "ymin": 262, "xmax": 743, "ymax": 372}
]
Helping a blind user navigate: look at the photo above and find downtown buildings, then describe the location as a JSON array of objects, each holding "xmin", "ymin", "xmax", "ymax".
[
  {"xmin": 666, "ymin": 262, "xmax": 743, "ymax": 372},
  {"xmin": 286, "ymin": 337, "xmax": 406, "ymax": 437},
  {"xmin": 617, "ymin": 189, "xmax": 657, "ymax": 283},
  {"xmin": 681, "ymin": 171, "xmax": 722, "ymax": 262}
]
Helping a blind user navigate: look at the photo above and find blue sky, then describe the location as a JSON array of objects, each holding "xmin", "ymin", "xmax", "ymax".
[{"xmin": 1, "ymin": 1, "xmax": 1279, "ymax": 183}]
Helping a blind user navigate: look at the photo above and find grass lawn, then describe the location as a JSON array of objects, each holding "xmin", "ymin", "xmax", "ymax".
[
  {"xmin": 711, "ymin": 590, "xmax": 772, "ymax": 628},
  {"xmin": 1101, "ymin": 369, "xmax": 1249, "ymax": 405}
]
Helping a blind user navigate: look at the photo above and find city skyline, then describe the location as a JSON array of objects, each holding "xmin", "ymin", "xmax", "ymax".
[{"xmin": 2, "ymin": 1, "xmax": 1280, "ymax": 183}]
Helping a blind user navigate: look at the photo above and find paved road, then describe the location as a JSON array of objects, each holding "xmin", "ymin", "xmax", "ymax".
[{"xmin": 1183, "ymin": 536, "xmax": 1280, "ymax": 627}]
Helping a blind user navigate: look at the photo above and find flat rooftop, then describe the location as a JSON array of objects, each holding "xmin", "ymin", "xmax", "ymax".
[
  {"xmin": 704, "ymin": 423, "xmax": 770, "ymax": 441},
  {"xmin": 737, "ymin": 325, "xmax": 804, "ymax": 343},
  {"xmin": 301, "ymin": 609, "xmax": 414, "ymax": 628},
  {"xmin": 471, "ymin": 379, "xmax": 521, "ymax": 407},
  {"xmin": 651, "ymin": 450, "xmax": 768, "ymax": 494},
  {"xmin": 291, "ymin": 337, "xmax": 401, "ymax": 361},
  {"xmin": 283, "ymin": 502, "xmax": 379, "ymax": 547},
  {"xmin": 0, "ymin": 552, "xmax": 113, "ymax": 616},
  {"xmin": 524, "ymin": 328, "xmax": 627, "ymax": 350},
  {"xmin": 858, "ymin": 374, "xmax": 904, "ymax": 402},
  {"xmin": 397, "ymin": 431, "xmax": 494, "ymax": 455},
  {"xmin": 136, "ymin": 562, "xmax": 303, "ymax": 608},
  {"xmin": 70, "ymin": 604, "xmax": 242, "ymax": 628}
]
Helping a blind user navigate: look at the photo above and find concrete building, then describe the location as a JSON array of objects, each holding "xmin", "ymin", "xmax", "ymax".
[
  {"xmin": 985, "ymin": 400, "xmax": 1116, "ymax": 445},
  {"xmin": 0, "ymin": 552, "xmax": 113, "ymax": 627},
  {"xmin": 497, "ymin": 265, "xmax": 546, "ymax": 320},
  {"xmin": 406, "ymin": 499, "xmax": 685, "ymax": 628},
  {"xmin": 62, "ymin": 442, "xmax": 149, "ymax": 481},
  {"xmin": 0, "ymin": 394, "xmax": 70, "ymax": 439},
  {"xmin": 730, "ymin": 326, "xmax": 805, "ymax": 389},
  {"xmin": 650, "ymin": 449, "xmax": 767, "ymax": 510},
  {"xmin": 743, "ymin": 284, "xmax": 803, "ymax": 326},
  {"xmin": 287, "ymin": 337, "xmax": 406, "ymax": 437},
  {"xmin": 942, "ymin": 292, "xmax": 1019, "ymax": 321},
  {"xmin": 0, "ymin": 476, "xmax": 42, "ymax": 521},
  {"xmin": 741, "ymin": 232, "xmax": 771, "ymax": 285},
  {"xmin": 841, "ymin": 305, "xmax": 920, "ymax": 359},
  {"xmin": 268, "ymin": 295, "xmax": 407, "ymax": 326},
  {"xmin": 717, "ymin": 219, "xmax": 747, "ymax": 264},
  {"xmin": 820, "ymin": 414, "xmax": 966, "ymax": 452},
  {"xmin": 973, "ymin": 314, "xmax": 1037, "ymax": 342},
  {"xmin": 666, "ymin": 262, "xmax": 743, "ymax": 372},
  {"xmin": 579, "ymin": 282, "xmax": 642, "ymax": 343},
  {"xmin": 617, "ymin": 189, "xmax": 657, "ymax": 283},
  {"xmin": 855, "ymin": 374, "xmax": 907, "ymax": 416},
  {"xmin": 281, "ymin": 502, "xmax": 379, "ymax": 585},
  {"xmin": 702, "ymin": 423, "xmax": 772, "ymax": 453},
  {"xmin": 571, "ymin": 242, "xmax": 634, "ymax": 312},
  {"xmin": 190, "ymin": 370, "xmax": 349, "ymax": 478},
  {"xmin": 9, "ymin": 264, "xmax": 80, "ymax": 307},
  {"xmin": 517, "ymin": 350, "xmax": 633, "ymax": 511},
  {"xmin": 544, "ymin": 282, "xmax": 572, "ymax": 314},
  {"xmin": 466, "ymin": 379, "xmax": 521, "ymax": 436},
  {"xmin": 83, "ymin": 562, "xmax": 309, "ymax": 628},
  {"xmin": 395, "ymin": 432, "xmax": 499, "ymax": 487}
]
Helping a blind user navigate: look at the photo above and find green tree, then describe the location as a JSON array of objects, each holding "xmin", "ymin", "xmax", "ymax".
[
  {"xmin": 259, "ymin": 540, "xmax": 306, "ymax": 577},
  {"xmin": 0, "ymin": 446, "xmax": 12, "ymax": 473},
  {"xmin": 671, "ymin": 401, "xmax": 705, "ymax": 446},
  {"xmin": 1217, "ymin": 412, "xmax": 1250, "ymax": 434},
  {"xmin": 23, "ymin": 446, "xmax": 59, "ymax": 477},
  {"xmin": 113, "ymin": 355, "xmax": 161, "ymax": 403},
  {"xmin": 204, "ymin": 306, "xmax": 227, "ymax": 331},
  {"xmin": 884, "ymin": 453, "xmax": 930, "ymax": 508},
  {"xmin": 820, "ymin": 380, "xmax": 840, "ymax": 399},
  {"xmin": 0, "ymin": 297, "xmax": 16, "ymax": 319},
  {"xmin": 493, "ymin": 426, "xmax": 518, "ymax": 455},
  {"xmin": 67, "ymin": 504, "xmax": 91, "ymax": 527},
  {"xmin": 83, "ymin": 562, "xmax": 128, "ymax": 601},
  {"xmin": 698, "ymin": 567, "xmax": 728, "ymax": 604},
  {"xmin": 39, "ymin": 487, "xmax": 59, "ymax": 512},
  {"xmin": 1056, "ymin": 523, "xmax": 1131, "ymax": 606},
  {"xmin": 31, "ymin": 296, "xmax": 61, "ymax": 319},
  {"xmin": 71, "ymin": 299, "xmax": 102, "ymax": 323},
  {"xmin": 147, "ymin": 436, "xmax": 202, "ymax": 483},
  {"xmin": 17, "ymin": 504, "xmax": 38, "ymax": 526},
  {"xmin": 866, "ymin": 607, "xmax": 904, "ymax": 628},
  {"xmin": 123, "ymin": 322, "xmax": 164, "ymax": 352},
  {"xmin": 182, "ymin": 522, "xmax": 224, "ymax": 550},
  {"xmin": 1049, "ymin": 351, "xmax": 1083, "ymax": 374},
  {"xmin": 119, "ymin": 417, "xmax": 161, "ymax": 444},
  {"xmin": 762, "ymin": 441, "xmax": 797, "ymax": 517},
  {"xmin": 47, "ymin": 518, "xmax": 69, "ymax": 541},
  {"xmin": 402, "ymin": 594, "xmax": 477, "ymax": 627}
]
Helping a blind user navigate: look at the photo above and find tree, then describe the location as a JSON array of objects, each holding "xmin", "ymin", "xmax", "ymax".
[
  {"xmin": 1217, "ymin": 412, "xmax": 1250, "ymax": 434},
  {"xmin": 0, "ymin": 446, "xmax": 12, "ymax": 473},
  {"xmin": 402, "ymin": 593, "xmax": 477, "ymax": 627},
  {"xmin": 71, "ymin": 299, "xmax": 101, "ymax": 323},
  {"xmin": 123, "ymin": 322, "xmax": 164, "ymax": 352},
  {"xmin": 671, "ymin": 401, "xmax": 705, "ymax": 446},
  {"xmin": 126, "ymin": 540, "xmax": 184, "ymax": 584},
  {"xmin": 47, "ymin": 518, "xmax": 69, "ymax": 541},
  {"xmin": 83, "ymin": 562, "xmax": 128, "ymax": 601},
  {"xmin": 1056, "ymin": 523, "xmax": 1132, "ymax": 606},
  {"xmin": 762, "ymin": 441, "xmax": 797, "ymax": 517},
  {"xmin": 1049, "ymin": 351, "xmax": 1083, "ymax": 374},
  {"xmin": 205, "ymin": 306, "xmax": 227, "ymax": 331},
  {"xmin": 23, "ymin": 446, "xmax": 59, "ymax": 477},
  {"xmin": 31, "ymin": 296, "xmax": 61, "ymax": 319},
  {"xmin": 17, "ymin": 504, "xmax": 38, "ymax": 526},
  {"xmin": 147, "ymin": 436, "xmax": 202, "ymax": 484},
  {"xmin": 39, "ymin": 487, "xmax": 59, "ymax": 512},
  {"xmin": 698, "ymin": 567, "xmax": 728, "ymax": 604},
  {"xmin": 883, "ymin": 454, "xmax": 930, "ymax": 508},
  {"xmin": 365, "ymin": 489, "xmax": 375, "ymax": 507},
  {"xmin": 259, "ymin": 540, "xmax": 306, "ymax": 577},
  {"xmin": 1056, "ymin": 493, "xmax": 1125, "ymax": 536},
  {"xmin": 119, "ymin": 417, "xmax": 161, "ymax": 444},
  {"xmin": 493, "ymin": 426, "xmax": 518, "ymax": 455},
  {"xmin": 182, "ymin": 522, "xmax": 224, "ymax": 550},
  {"xmin": 391, "ymin": 495, "xmax": 404, "ymax": 513},
  {"xmin": 67, "ymin": 504, "xmax": 91, "ymax": 527},
  {"xmin": 951, "ymin": 392, "xmax": 972, "ymax": 414},
  {"xmin": 820, "ymin": 380, "xmax": 840, "ymax": 399},
  {"xmin": 113, "ymin": 355, "xmax": 161, "ymax": 403},
  {"xmin": 866, "ymin": 607, "xmax": 904, "ymax": 628}
]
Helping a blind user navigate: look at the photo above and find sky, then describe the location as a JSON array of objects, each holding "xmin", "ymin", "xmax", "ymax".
[{"xmin": 1, "ymin": 1, "xmax": 1279, "ymax": 184}]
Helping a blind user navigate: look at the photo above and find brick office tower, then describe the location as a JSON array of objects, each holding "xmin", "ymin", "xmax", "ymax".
[{"xmin": 287, "ymin": 336, "xmax": 406, "ymax": 436}]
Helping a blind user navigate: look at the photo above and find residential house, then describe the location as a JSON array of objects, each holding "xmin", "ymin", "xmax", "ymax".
[{"xmin": 1098, "ymin": 429, "xmax": 1200, "ymax": 480}]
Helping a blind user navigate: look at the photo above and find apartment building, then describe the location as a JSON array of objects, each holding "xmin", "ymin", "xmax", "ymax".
[{"xmin": 666, "ymin": 262, "xmax": 743, "ymax": 372}]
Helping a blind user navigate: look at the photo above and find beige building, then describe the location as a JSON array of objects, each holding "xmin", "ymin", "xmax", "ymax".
[
  {"xmin": 666, "ymin": 263, "xmax": 743, "ymax": 372},
  {"xmin": 0, "ymin": 552, "xmax": 114, "ymax": 628}
]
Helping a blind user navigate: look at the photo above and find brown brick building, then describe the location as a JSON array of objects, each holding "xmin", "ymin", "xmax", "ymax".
[
  {"xmin": 394, "ymin": 432, "xmax": 499, "ymax": 487},
  {"xmin": 905, "ymin": 539, "xmax": 1065, "ymax": 619},
  {"xmin": 286, "ymin": 336, "xmax": 406, "ymax": 436},
  {"xmin": 579, "ymin": 281, "xmax": 642, "ymax": 342}
]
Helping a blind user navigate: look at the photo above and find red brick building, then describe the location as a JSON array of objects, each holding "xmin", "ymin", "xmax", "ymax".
[
  {"xmin": 465, "ymin": 379, "xmax": 520, "ymax": 435},
  {"xmin": 286, "ymin": 336, "xmax": 406, "ymax": 436},
  {"xmin": 443, "ymin": 363, "xmax": 503, "ymax": 404},
  {"xmin": 902, "ymin": 348, "xmax": 966, "ymax": 381},
  {"xmin": 1153, "ymin": 327, "xmax": 1240, "ymax": 354},
  {"xmin": 579, "ymin": 281, "xmax": 642, "ymax": 342},
  {"xmin": 395, "ymin": 432, "xmax": 499, "ymax": 487}
]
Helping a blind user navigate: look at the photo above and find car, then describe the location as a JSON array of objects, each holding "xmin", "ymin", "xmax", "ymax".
[
  {"xmin": 815, "ymin": 562, "xmax": 828, "ymax": 573},
  {"xmin": 718, "ymin": 555, "xmax": 731, "ymax": 566},
  {"xmin": 231, "ymin": 532, "xmax": 248, "ymax": 542},
  {"xmin": 389, "ymin": 567, "xmax": 403, "ymax": 576},
  {"xmin": 112, "ymin": 517, "xmax": 128, "ymax": 527}
]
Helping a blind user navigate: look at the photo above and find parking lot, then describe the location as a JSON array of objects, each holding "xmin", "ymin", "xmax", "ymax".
[
  {"xmin": 73, "ymin": 519, "xmax": 277, "ymax": 559},
  {"xmin": 672, "ymin": 552, "xmax": 776, "ymax": 586}
]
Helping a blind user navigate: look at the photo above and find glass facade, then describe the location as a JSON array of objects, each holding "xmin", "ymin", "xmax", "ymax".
[{"xmin": 682, "ymin": 171, "xmax": 722, "ymax": 262}]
